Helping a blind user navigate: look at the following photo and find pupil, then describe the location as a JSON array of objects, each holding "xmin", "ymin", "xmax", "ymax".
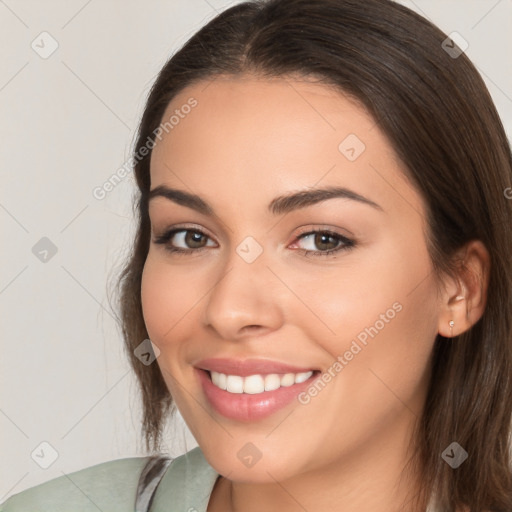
[
  {"xmin": 187, "ymin": 231, "xmax": 204, "ymax": 247},
  {"xmin": 316, "ymin": 233, "xmax": 335, "ymax": 250}
]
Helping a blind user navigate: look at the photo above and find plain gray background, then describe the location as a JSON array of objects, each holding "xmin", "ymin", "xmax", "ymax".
[{"xmin": 1, "ymin": 0, "xmax": 511, "ymax": 501}]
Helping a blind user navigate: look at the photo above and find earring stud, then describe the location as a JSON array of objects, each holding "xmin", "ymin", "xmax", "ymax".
[{"xmin": 449, "ymin": 320, "xmax": 455, "ymax": 336}]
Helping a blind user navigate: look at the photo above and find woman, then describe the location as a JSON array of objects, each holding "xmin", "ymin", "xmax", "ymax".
[{"xmin": 2, "ymin": 0, "xmax": 511, "ymax": 510}]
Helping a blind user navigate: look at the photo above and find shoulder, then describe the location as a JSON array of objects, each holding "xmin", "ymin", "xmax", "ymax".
[
  {"xmin": 151, "ymin": 446, "xmax": 220, "ymax": 511},
  {"xmin": 0, "ymin": 456, "xmax": 151, "ymax": 511}
]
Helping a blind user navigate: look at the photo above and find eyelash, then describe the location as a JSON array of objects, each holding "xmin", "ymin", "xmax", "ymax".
[{"xmin": 153, "ymin": 226, "xmax": 356, "ymax": 258}]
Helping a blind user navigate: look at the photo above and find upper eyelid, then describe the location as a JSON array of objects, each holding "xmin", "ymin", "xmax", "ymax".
[
  {"xmin": 153, "ymin": 224, "xmax": 349, "ymax": 237},
  {"xmin": 153, "ymin": 223, "xmax": 213, "ymax": 237}
]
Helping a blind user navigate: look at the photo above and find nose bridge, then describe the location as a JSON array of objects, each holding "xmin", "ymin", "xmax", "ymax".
[{"xmin": 203, "ymin": 235, "xmax": 283, "ymax": 338}]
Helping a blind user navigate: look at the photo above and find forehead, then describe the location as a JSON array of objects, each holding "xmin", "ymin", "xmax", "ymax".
[
  {"xmin": 153, "ymin": 75, "xmax": 376, "ymax": 160},
  {"xmin": 149, "ymin": 75, "xmax": 424, "ymax": 219}
]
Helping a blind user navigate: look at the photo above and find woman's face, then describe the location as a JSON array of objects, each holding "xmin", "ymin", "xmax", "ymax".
[{"xmin": 141, "ymin": 75, "xmax": 442, "ymax": 482}]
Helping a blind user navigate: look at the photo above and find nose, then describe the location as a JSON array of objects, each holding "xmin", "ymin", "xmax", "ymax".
[{"xmin": 202, "ymin": 246, "xmax": 285, "ymax": 341}]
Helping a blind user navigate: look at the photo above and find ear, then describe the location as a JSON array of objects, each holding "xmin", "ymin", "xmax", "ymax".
[{"xmin": 437, "ymin": 240, "xmax": 490, "ymax": 338}]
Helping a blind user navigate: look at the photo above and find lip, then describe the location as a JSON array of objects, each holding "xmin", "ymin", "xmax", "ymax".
[
  {"xmin": 195, "ymin": 357, "xmax": 319, "ymax": 377},
  {"xmin": 195, "ymin": 366, "xmax": 320, "ymax": 422}
]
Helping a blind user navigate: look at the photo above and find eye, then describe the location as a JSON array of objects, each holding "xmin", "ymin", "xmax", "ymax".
[
  {"xmin": 291, "ymin": 228, "xmax": 356, "ymax": 257},
  {"xmin": 153, "ymin": 227, "xmax": 216, "ymax": 255},
  {"xmin": 152, "ymin": 225, "xmax": 356, "ymax": 258}
]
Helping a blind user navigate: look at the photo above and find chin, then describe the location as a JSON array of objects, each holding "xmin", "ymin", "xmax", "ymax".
[{"xmin": 201, "ymin": 441, "xmax": 308, "ymax": 484}]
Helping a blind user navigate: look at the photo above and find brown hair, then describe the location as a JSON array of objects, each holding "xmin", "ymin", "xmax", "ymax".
[{"xmin": 113, "ymin": 0, "xmax": 512, "ymax": 509}]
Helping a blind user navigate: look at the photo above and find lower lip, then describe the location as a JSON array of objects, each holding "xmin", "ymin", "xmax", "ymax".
[{"xmin": 196, "ymin": 368, "xmax": 319, "ymax": 422}]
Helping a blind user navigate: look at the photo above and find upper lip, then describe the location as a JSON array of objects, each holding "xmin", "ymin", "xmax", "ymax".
[{"xmin": 195, "ymin": 358, "xmax": 319, "ymax": 377}]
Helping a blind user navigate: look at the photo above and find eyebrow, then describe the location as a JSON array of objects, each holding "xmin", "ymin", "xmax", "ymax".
[{"xmin": 147, "ymin": 184, "xmax": 383, "ymax": 216}]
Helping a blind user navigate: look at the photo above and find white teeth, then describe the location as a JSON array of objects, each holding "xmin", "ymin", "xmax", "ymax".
[
  {"xmin": 217, "ymin": 372, "xmax": 227, "ymax": 390},
  {"xmin": 280, "ymin": 373, "xmax": 296, "ymax": 386},
  {"xmin": 211, "ymin": 371, "xmax": 227, "ymax": 390},
  {"xmin": 244, "ymin": 375, "xmax": 265, "ymax": 394},
  {"xmin": 226, "ymin": 375, "xmax": 244, "ymax": 393},
  {"xmin": 294, "ymin": 371, "xmax": 312, "ymax": 384},
  {"xmin": 209, "ymin": 370, "xmax": 314, "ymax": 394},
  {"xmin": 264, "ymin": 374, "xmax": 281, "ymax": 391}
]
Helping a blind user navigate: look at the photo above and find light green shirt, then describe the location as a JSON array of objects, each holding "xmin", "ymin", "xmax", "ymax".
[
  {"xmin": 1, "ymin": 446, "xmax": 440, "ymax": 511},
  {"xmin": 0, "ymin": 446, "xmax": 220, "ymax": 511}
]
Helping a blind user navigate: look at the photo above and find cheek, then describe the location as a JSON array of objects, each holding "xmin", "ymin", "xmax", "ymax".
[
  {"xmin": 295, "ymin": 235, "xmax": 433, "ymax": 336},
  {"xmin": 140, "ymin": 255, "xmax": 201, "ymax": 347},
  {"xmin": 299, "ymin": 231, "xmax": 438, "ymax": 373},
  {"xmin": 283, "ymin": 245, "xmax": 438, "ymax": 463}
]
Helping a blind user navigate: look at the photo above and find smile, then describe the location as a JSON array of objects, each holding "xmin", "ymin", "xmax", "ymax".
[
  {"xmin": 209, "ymin": 370, "xmax": 314, "ymax": 394},
  {"xmin": 196, "ymin": 368, "xmax": 321, "ymax": 422}
]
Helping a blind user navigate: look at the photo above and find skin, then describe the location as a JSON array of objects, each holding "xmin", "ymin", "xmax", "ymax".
[{"xmin": 141, "ymin": 75, "xmax": 489, "ymax": 512}]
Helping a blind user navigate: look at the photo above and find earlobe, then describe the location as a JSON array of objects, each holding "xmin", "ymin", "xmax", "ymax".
[
  {"xmin": 437, "ymin": 240, "xmax": 490, "ymax": 338},
  {"xmin": 438, "ymin": 289, "xmax": 468, "ymax": 338}
]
